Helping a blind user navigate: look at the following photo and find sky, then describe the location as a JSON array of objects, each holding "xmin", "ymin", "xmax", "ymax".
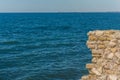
[{"xmin": 0, "ymin": 0, "xmax": 120, "ymax": 12}]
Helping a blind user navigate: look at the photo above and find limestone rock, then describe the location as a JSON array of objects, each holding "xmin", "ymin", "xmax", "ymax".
[
  {"xmin": 92, "ymin": 57, "xmax": 97, "ymax": 63},
  {"xmin": 111, "ymin": 39, "xmax": 117, "ymax": 43},
  {"xmin": 91, "ymin": 68, "xmax": 101, "ymax": 75},
  {"xmin": 81, "ymin": 30, "xmax": 120, "ymax": 80},
  {"xmin": 115, "ymin": 32, "xmax": 120, "ymax": 39},
  {"xmin": 107, "ymin": 53, "xmax": 114, "ymax": 59},
  {"xmin": 110, "ymin": 48, "xmax": 117, "ymax": 53},
  {"xmin": 87, "ymin": 44, "xmax": 95, "ymax": 49},
  {"xmin": 106, "ymin": 75, "xmax": 117, "ymax": 80},
  {"xmin": 95, "ymin": 31, "xmax": 104, "ymax": 36},
  {"xmin": 92, "ymin": 49, "xmax": 103, "ymax": 54},
  {"xmin": 98, "ymin": 36, "xmax": 107, "ymax": 41},
  {"xmin": 108, "ymin": 41, "xmax": 116, "ymax": 48},
  {"xmin": 115, "ymin": 52, "xmax": 120, "ymax": 59},
  {"xmin": 89, "ymin": 35, "xmax": 97, "ymax": 41},
  {"xmin": 86, "ymin": 63, "xmax": 95, "ymax": 69},
  {"xmin": 87, "ymin": 31, "xmax": 95, "ymax": 36},
  {"xmin": 98, "ymin": 45, "xmax": 106, "ymax": 49}
]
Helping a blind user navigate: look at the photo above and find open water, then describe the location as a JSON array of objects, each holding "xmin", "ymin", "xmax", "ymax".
[{"xmin": 0, "ymin": 13, "xmax": 120, "ymax": 80}]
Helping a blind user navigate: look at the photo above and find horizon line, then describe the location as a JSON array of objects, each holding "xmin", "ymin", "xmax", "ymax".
[{"xmin": 0, "ymin": 11, "xmax": 120, "ymax": 13}]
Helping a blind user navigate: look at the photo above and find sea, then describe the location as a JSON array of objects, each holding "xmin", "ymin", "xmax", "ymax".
[{"xmin": 0, "ymin": 13, "xmax": 120, "ymax": 80}]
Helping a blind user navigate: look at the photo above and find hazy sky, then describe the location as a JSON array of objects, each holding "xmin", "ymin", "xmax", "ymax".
[{"xmin": 0, "ymin": 0, "xmax": 120, "ymax": 12}]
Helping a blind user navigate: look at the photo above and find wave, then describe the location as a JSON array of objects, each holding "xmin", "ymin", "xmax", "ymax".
[{"xmin": 0, "ymin": 40, "xmax": 20, "ymax": 45}]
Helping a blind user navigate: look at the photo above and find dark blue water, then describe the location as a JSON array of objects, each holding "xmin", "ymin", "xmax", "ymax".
[{"xmin": 0, "ymin": 13, "xmax": 120, "ymax": 80}]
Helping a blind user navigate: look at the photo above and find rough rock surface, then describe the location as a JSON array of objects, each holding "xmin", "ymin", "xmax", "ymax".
[{"xmin": 81, "ymin": 30, "xmax": 120, "ymax": 80}]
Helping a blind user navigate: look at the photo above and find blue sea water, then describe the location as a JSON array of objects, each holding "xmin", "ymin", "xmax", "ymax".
[{"xmin": 0, "ymin": 13, "xmax": 120, "ymax": 80}]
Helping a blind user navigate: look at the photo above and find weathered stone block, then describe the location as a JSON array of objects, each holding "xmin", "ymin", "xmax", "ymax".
[
  {"xmin": 92, "ymin": 54, "xmax": 102, "ymax": 57},
  {"xmin": 107, "ymin": 53, "xmax": 114, "ymax": 59},
  {"xmin": 91, "ymin": 68, "xmax": 101, "ymax": 75},
  {"xmin": 92, "ymin": 49, "xmax": 103, "ymax": 54},
  {"xmin": 115, "ymin": 32, "xmax": 120, "ymax": 39},
  {"xmin": 110, "ymin": 48, "xmax": 117, "ymax": 53},
  {"xmin": 98, "ymin": 36, "xmax": 107, "ymax": 41},
  {"xmin": 111, "ymin": 39, "xmax": 117, "ymax": 42},
  {"xmin": 115, "ymin": 52, "xmax": 120, "ymax": 59},
  {"xmin": 87, "ymin": 44, "xmax": 95, "ymax": 49},
  {"xmin": 92, "ymin": 57, "xmax": 97, "ymax": 63},
  {"xmin": 98, "ymin": 45, "xmax": 106, "ymax": 49},
  {"xmin": 86, "ymin": 41, "xmax": 96, "ymax": 45},
  {"xmin": 86, "ymin": 63, "xmax": 95, "ymax": 69},
  {"xmin": 104, "ymin": 41, "xmax": 109, "ymax": 46},
  {"xmin": 104, "ymin": 69, "xmax": 115, "ymax": 74},
  {"xmin": 106, "ymin": 37, "xmax": 112, "ymax": 41},
  {"xmin": 108, "ymin": 41, "xmax": 117, "ymax": 48},
  {"xmin": 89, "ymin": 35, "xmax": 97, "ymax": 41},
  {"xmin": 106, "ymin": 75, "xmax": 117, "ymax": 80},
  {"xmin": 95, "ymin": 31, "xmax": 104, "ymax": 36},
  {"xmin": 97, "ymin": 41, "xmax": 104, "ymax": 45}
]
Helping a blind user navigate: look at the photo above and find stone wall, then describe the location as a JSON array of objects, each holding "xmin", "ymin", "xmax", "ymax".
[{"xmin": 81, "ymin": 30, "xmax": 120, "ymax": 80}]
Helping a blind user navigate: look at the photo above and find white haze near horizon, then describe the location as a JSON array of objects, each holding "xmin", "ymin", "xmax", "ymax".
[{"xmin": 0, "ymin": 0, "xmax": 120, "ymax": 12}]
